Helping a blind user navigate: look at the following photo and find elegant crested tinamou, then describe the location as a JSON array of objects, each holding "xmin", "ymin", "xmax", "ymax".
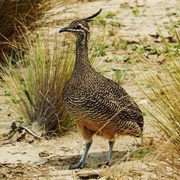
[{"xmin": 59, "ymin": 9, "xmax": 144, "ymax": 169}]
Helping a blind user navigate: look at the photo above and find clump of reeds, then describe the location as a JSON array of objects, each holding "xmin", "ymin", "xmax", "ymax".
[
  {"xmin": 140, "ymin": 24, "xmax": 180, "ymax": 175},
  {"xmin": 0, "ymin": 0, "xmax": 65, "ymax": 65},
  {"xmin": 2, "ymin": 32, "xmax": 75, "ymax": 135},
  {"xmin": 144, "ymin": 30, "xmax": 179, "ymax": 152}
]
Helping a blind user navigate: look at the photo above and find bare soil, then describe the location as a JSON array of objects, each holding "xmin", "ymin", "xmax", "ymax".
[{"xmin": 0, "ymin": 0, "xmax": 179, "ymax": 179}]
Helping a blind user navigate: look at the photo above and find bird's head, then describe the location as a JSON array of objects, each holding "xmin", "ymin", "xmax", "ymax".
[{"xmin": 59, "ymin": 9, "xmax": 102, "ymax": 42}]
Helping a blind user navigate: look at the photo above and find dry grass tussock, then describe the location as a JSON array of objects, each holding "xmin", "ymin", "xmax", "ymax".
[
  {"xmin": 0, "ymin": 0, "xmax": 69, "ymax": 64},
  {"xmin": 1, "ymin": 32, "xmax": 75, "ymax": 135},
  {"xmin": 138, "ymin": 26, "xmax": 180, "ymax": 177}
]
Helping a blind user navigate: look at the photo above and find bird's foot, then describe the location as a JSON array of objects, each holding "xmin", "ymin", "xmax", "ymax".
[
  {"xmin": 97, "ymin": 160, "xmax": 112, "ymax": 168},
  {"xmin": 104, "ymin": 159, "xmax": 111, "ymax": 166},
  {"xmin": 69, "ymin": 161, "xmax": 85, "ymax": 169},
  {"xmin": 69, "ymin": 142, "xmax": 91, "ymax": 169}
]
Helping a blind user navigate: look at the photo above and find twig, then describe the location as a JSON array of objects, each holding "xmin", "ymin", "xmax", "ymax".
[{"xmin": 21, "ymin": 126, "xmax": 42, "ymax": 139}]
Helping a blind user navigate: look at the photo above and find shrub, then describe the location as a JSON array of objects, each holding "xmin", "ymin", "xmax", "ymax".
[
  {"xmin": 0, "ymin": 0, "xmax": 57, "ymax": 64},
  {"xmin": 2, "ymin": 32, "xmax": 74, "ymax": 135}
]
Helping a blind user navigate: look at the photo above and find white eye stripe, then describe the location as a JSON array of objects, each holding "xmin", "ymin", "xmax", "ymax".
[
  {"xmin": 82, "ymin": 26, "xmax": 90, "ymax": 33},
  {"xmin": 70, "ymin": 29, "xmax": 84, "ymax": 33},
  {"xmin": 77, "ymin": 23, "xmax": 90, "ymax": 33}
]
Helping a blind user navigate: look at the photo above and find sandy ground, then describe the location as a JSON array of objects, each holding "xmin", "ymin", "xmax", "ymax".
[{"xmin": 0, "ymin": 0, "xmax": 179, "ymax": 179}]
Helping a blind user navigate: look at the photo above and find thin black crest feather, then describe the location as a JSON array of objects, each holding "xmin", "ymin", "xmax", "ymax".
[{"xmin": 82, "ymin": 9, "xmax": 102, "ymax": 22}]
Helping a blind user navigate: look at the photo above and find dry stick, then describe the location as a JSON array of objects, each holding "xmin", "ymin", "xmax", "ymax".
[{"xmin": 21, "ymin": 126, "xmax": 42, "ymax": 139}]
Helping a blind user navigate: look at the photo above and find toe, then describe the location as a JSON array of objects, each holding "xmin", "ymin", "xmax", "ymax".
[
  {"xmin": 69, "ymin": 162, "xmax": 85, "ymax": 169},
  {"xmin": 104, "ymin": 160, "xmax": 111, "ymax": 166}
]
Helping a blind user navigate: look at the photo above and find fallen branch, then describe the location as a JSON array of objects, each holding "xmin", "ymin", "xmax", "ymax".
[{"xmin": 20, "ymin": 126, "xmax": 42, "ymax": 139}]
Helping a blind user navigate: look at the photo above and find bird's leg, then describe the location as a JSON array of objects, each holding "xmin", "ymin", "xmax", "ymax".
[
  {"xmin": 69, "ymin": 141, "xmax": 92, "ymax": 169},
  {"xmin": 105, "ymin": 141, "xmax": 115, "ymax": 165}
]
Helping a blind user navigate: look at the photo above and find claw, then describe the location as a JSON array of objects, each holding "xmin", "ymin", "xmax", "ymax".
[
  {"xmin": 104, "ymin": 160, "xmax": 111, "ymax": 166},
  {"xmin": 69, "ymin": 161, "xmax": 85, "ymax": 169}
]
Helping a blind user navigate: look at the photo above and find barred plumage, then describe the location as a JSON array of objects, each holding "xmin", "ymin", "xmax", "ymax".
[{"xmin": 59, "ymin": 9, "xmax": 144, "ymax": 169}]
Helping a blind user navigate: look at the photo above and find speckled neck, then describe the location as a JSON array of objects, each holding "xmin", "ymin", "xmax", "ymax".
[{"xmin": 75, "ymin": 38, "xmax": 90, "ymax": 68}]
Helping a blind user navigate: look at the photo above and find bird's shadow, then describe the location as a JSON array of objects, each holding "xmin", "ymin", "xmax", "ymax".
[
  {"xmin": 46, "ymin": 150, "xmax": 129, "ymax": 169},
  {"xmin": 83, "ymin": 150, "xmax": 129, "ymax": 168}
]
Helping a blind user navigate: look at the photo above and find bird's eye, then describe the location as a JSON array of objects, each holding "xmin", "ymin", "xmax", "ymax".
[{"xmin": 76, "ymin": 24, "xmax": 82, "ymax": 29}]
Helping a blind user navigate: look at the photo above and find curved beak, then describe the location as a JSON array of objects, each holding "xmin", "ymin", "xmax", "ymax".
[{"xmin": 59, "ymin": 26, "xmax": 69, "ymax": 33}]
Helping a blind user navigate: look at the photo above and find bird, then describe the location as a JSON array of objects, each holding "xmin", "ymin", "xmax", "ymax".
[{"xmin": 59, "ymin": 9, "xmax": 144, "ymax": 169}]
